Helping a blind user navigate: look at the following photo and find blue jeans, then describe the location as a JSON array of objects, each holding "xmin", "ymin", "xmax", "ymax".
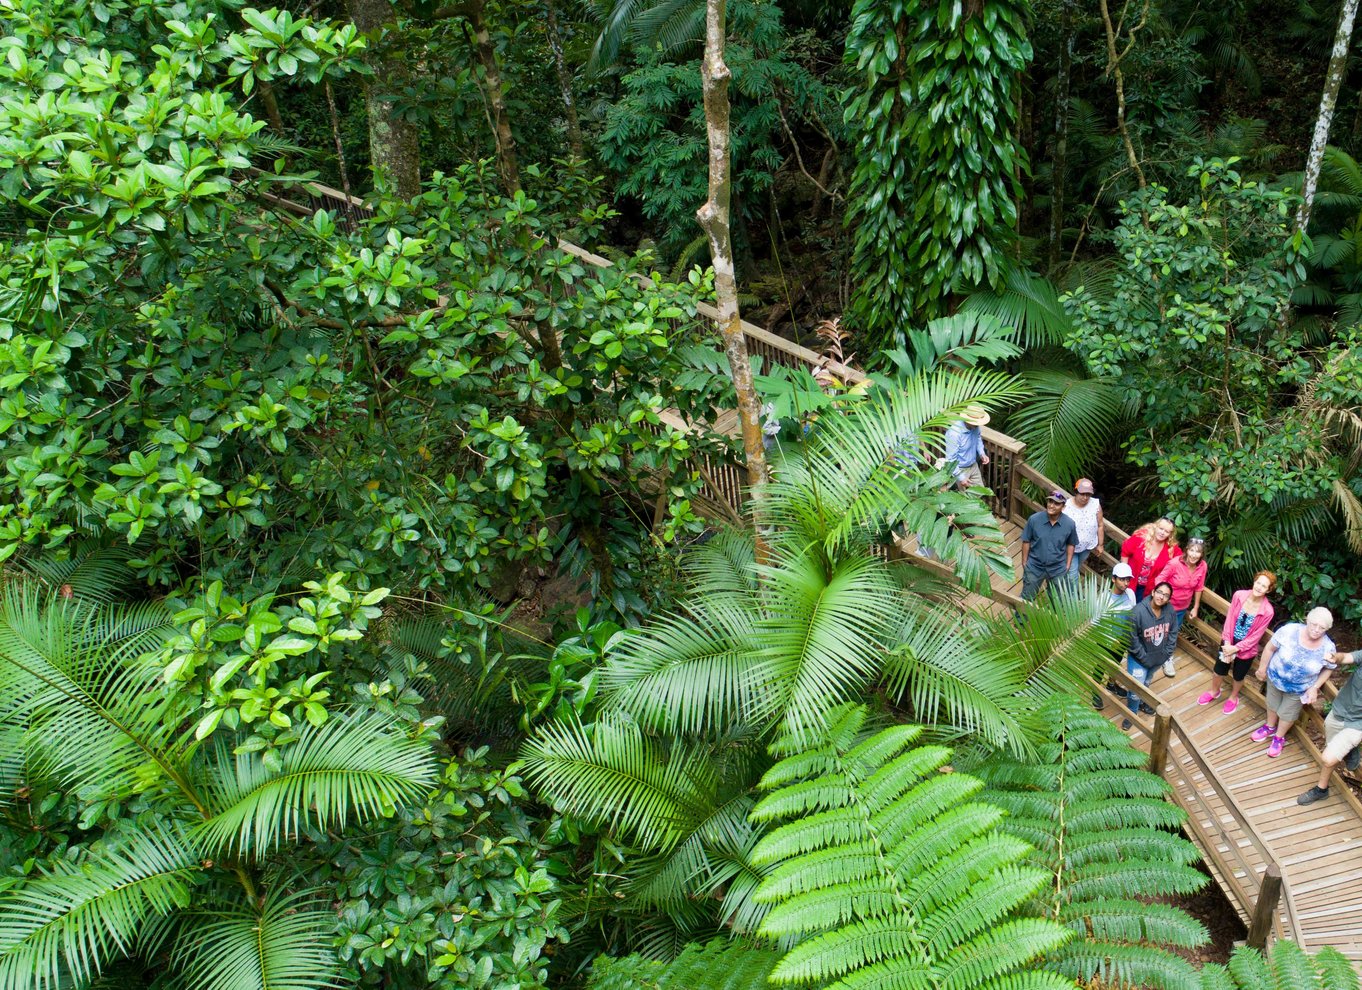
[
  {"xmin": 1021, "ymin": 563, "xmax": 1068, "ymax": 602},
  {"xmin": 1067, "ymin": 547, "xmax": 1092, "ymax": 582},
  {"xmin": 1126, "ymin": 656, "xmax": 1153, "ymax": 714},
  {"xmin": 1170, "ymin": 607, "xmax": 1188, "ymax": 647}
]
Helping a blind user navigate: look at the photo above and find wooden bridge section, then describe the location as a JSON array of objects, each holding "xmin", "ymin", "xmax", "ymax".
[{"xmin": 271, "ymin": 177, "xmax": 1361, "ymax": 962}]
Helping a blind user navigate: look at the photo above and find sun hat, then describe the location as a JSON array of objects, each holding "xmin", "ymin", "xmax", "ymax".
[
  {"xmin": 1112, "ymin": 562, "xmax": 1134, "ymax": 578},
  {"xmin": 961, "ymin": 404, "xmax": 990, "ymax": 427},
  {"xmin": 1074, "ymin": 478, "xmax": 1095, "ymax": 494}
]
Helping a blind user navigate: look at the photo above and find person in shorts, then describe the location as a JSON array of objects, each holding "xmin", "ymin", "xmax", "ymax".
[
  {"xmin": 1298, "ymin": 648, "xmax": 1362, "ymax": 805},
  {"xmin": 1249, "ymin": 606, "xmax": 1337, "ymax": 759},
  {"xmin": 1197, "ymin": 570, "xmax": 1275, "ymax": 716}
]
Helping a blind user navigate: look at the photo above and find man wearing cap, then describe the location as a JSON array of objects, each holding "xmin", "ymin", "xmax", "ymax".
[
  {"xmin": 943, "ymin": 405, "xmax": 991, "ymax": 490},
  {"xmin": 1063, "ymin": 479, "xmax": 1104, "ymax": 582},
  {"xmin": 1092, "ymin": 563, "xmax": 1137, "ymax": 710},
  {"xmin": 1019, "ymin": 491, "xmax": 1079, "ymax": 601}
]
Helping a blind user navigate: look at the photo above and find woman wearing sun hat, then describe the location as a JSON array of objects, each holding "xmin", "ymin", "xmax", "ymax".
[
  {"xmin": 1062, "ymin": 479, "xmax": 1104, "ymax": 582},
  {"xmin": 943, "ymin": 404, "xmax": 990, "ymax": 490}
]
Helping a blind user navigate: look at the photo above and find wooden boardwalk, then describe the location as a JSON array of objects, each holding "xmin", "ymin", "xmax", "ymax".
[{"xmin": 975, "ymin": 519, "xmax": 1362, "ymax": 963}]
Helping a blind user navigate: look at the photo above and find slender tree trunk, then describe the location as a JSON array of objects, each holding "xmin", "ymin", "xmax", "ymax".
[
  {"xmin": 258, "ymin": 80, "xmax": 286, "ymax": 136},
  {"xmin": 1297, "ymin": 0, "xmax": 1360, "ymax": 234},
  {"xmin": 345, "ymin": 0, "xmax": 421, "ymax": 199},
  {"xmin": 1099, "ymin": 0, "xmax": 1150, "ymax": 190},
  {"xmin": 324, "ymin": 80, "xmax": 354, "ymax": 200},
  {"xmin": 1048, "ymin": 0, "xmax": 1074, "ymax": 270},
  {"xmin": 543, "ymin": 0, "xmax": 584, "ymax": 159},
  {"xmin": 696, "ymin": 0, "xmax": 768, "ymax": 493},
  {"xmin": 465, "ymin": 0, "xmax": 522, "ymax": 195}
]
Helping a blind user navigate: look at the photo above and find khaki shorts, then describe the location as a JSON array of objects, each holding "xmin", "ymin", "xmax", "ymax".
[
  {"xmin": 1324, "ymin": 712, "xmax": 1362, "ymax": 764},
  {"xmin": 1265, "ymin": 683, "xmax": 1304, "ymax": 723},
  {"xmin": 957, "ymin": 463, "xmax": 985, "ymax": 489}
]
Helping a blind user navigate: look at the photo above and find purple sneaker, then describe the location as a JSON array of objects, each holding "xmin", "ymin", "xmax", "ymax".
[{"xmin": 1249, "ymin": 724, "xmax": 1273, "ymax": 742}]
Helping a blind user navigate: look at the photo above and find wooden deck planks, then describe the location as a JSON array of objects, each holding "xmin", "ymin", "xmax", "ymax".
[{"xmin": 987, "ymin": 537, "xmax": 1362, "ymax": 966}]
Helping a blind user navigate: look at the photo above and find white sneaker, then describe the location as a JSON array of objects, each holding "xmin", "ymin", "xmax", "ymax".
[{"xmin": 1163, "ymin": 660, "xmax": 1176, "ymax": 678}]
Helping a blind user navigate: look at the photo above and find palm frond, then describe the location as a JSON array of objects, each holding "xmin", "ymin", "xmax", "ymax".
[
  {"xmin": 0, "ymin": 585, "xmax": 187, "ymax": 803},
  {"xmin": 602, "ymin": 599, "xmax": 761, "ymax": 737},
  {"xmin": 170, "ymin": 891, "xmax": 342, "ymax": 990},
  {"xmin": 961, "ymin": 268, "xmax": 1074, "ymax": 348},
  {"xmin": 1010, "ymin": 370, "xmax": 1125, "ymax": 485},
  {"xmin": 520, "ymin": 716, "xmax": 721, "ymax": 852},
  {"xmin": 196, "ymin": 713, "xmax": 438, "ymax": 855},
  {"xmin": 0, "ymin": 825, "xmax": 198, "ymax": 990},
  {"xmin": 681, "ymin": 528, "xmax": 758, "ymax": 597},
  {"xmin": 9, "ymin": 541, "xmax": 139, "ymax": 604}
]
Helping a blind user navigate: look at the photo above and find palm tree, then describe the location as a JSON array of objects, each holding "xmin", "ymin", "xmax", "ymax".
[
  {"xmin": 0, "ymin": 582, "xmax": 439, "ymax": 990},
  {"xmin": 521, "ymin": 372, "xmax": 1130, "ymax": 947}
]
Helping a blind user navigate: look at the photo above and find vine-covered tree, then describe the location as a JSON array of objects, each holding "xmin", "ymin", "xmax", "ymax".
[{"xmin": 843, "ymin": 0, "xmax": 1031, "ymax": 342}]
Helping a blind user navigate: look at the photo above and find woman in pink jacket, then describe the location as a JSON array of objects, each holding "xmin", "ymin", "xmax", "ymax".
[
  {"xmin": 1197, "ymin": 570, "xmax": 1276, "ymax": 715},
  {"xmin": 1154, "ymin": 537, "xmax": 1208, "ymax": 678}
]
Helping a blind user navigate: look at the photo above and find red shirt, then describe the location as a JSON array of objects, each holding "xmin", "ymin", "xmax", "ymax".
[{"xmin": 1121, "ymin": 529, "xmax": 1182, "ymax": 595}]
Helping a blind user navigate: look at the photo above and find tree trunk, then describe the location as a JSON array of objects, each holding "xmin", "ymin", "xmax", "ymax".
[
  {"xmin": 1099, "ymin": 0, "xmax": 1150, "ymax": 190},
  {"xmin": 1298, "ymin": 0, "xmax": 1360, "ymax": 234},
  {"xmin": 544, "ymin": 0, "xmax": 585, "ymax": 160},
  {"xmin": 345, "ymin": 0, "xmax": 421, "ymax": 199},
  {"xmin": 1048, "ymin": 0, "xmax": 1074, "ymax": 270},
  {"xmin": 696, "ymin": 0, "xmax": 768, "ymax": 493},
  {"xmin": 465, "ymin": 0, "xmax": 522, "ymax": 195},
  {"xmin": 258, "ymin": 79, "xmax": 286, "ymax": 136}
]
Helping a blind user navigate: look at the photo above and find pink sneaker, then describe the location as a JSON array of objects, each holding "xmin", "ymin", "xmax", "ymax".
[
  {"xmin": 1250, "ymin": 724, "xmax": 1273, "ymax": 742},
  {"xmin": 1197, "ymin": 691, "xmax": 1221, "ymax": 706},
  {"xmin": 1267, "ymin": 736, "xmax": 1285, "ymax": 758},
  {"xmin": 1222, "ymin": 698, "xmax": 1239, "ymax": 715}
]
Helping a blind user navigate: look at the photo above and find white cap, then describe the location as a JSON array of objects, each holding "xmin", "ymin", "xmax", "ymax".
[{"xmin": 1112, "ymin": 562, "xmax": 1134, "ymax": 579}]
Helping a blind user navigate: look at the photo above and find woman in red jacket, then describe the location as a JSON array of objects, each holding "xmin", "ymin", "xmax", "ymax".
[
  {"xmin": 1197, "ymin": 570, "xmax": 1276, "ymax": 716},
  {"xmin": 1121, "ymin": 518, "xmax": 1181, "ymax": 602}
]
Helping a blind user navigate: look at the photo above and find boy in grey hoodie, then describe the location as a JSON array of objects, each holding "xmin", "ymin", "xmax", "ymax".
[{"xmin": 1123, "ymin": 581, "xmax": 1174, "ymax": 728}]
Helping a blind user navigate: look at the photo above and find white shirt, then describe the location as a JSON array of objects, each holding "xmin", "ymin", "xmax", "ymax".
[{"xmin": 1063, "ymin": 496, "xmax": 1102, "ymax": 552}]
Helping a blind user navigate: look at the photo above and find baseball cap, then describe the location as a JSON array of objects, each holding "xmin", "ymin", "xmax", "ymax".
[
  {"xmin": 1112, "ymin": 562, "xmax": 1134, "ymax": 578},
  {"xmin": 1047, "ymin": 490, "xmax": 1067, "ymax": 503},
  {"xmin": 1074, "ymin": 478, "xmax": 1094, "ymax": 494}
]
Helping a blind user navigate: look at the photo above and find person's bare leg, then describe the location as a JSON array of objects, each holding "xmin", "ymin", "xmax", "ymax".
[
  {"xmin": 1227, "ymin": 676, "xmax": 1244, "ymax": 704},
  {"xmin": 1276, "ymin": 717, "xmax": 1295, "ymax": 738},
  {"xmin": 1317, "ymin": 760, "xmax": 1336, "ymax": 790}
]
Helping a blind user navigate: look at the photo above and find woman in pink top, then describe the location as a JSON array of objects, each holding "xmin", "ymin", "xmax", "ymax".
[
  {"xmin": 1154, "ymin": 537, "xmax": 1208, "ymax": 678},
  {"xmin": 1120, "ymin": 518, "xmax": 1181, "ymax": 602},
  {"xmin": 1197, "ymin": 570, "xmax": 1276, "ymax": 715}
]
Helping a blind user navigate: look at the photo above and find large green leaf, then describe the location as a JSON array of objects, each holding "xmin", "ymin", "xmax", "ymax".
[{"xmin": 170, "ymin": 891, "xmax": 342, "ymax": 990}]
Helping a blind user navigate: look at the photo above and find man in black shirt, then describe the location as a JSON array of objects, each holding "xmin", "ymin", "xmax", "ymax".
[
  {"xmin": 1019, "ymin": 490, "xmax": 1078, "ymax": 602},
  {"xmin": 1297, "ymin": 649, "xmax": 1362, "ymax": 805}
]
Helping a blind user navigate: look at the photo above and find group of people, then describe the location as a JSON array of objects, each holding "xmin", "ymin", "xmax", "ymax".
[{"xmin": 940, "ymin": 406, "xmax": 1361, "ymax": 807}]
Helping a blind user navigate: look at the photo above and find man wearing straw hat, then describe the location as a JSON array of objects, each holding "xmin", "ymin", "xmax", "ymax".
[{"xmin": 943, "ymin": 404, "xmax": 991, "ymax": 491}]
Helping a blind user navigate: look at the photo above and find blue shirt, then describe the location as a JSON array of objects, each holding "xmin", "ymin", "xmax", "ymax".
[
  {"xmin": 1266, "ymin": 623, "xmax": 1337, "ymax": 694},
  {"xmin": 1020, "ymin": 509, "xmax": 1078, "ymax": 576},
  {"xmin": 943, "ymin": 421, "xmax": 985, "ymax": 478}
]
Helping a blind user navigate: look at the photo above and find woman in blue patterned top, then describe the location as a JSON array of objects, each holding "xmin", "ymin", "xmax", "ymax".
[{"xmin": 1251, "ymin": 607, "xmax": 1338, "ymax": 759}]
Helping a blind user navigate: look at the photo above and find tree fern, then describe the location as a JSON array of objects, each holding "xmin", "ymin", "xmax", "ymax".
[
  {"xmin": 977, "ymin": 695, "xmax": 1208, "ymax": 990},
  {"xmin": 587, "ymin": 938, "xmax": 779, "ymax": 990},
  {"xmin": 749, "ymin": 704, "xmax": 1074, "ymax": 990},
  {"xmin": 1202, "ymin": 940, "xmax": 1359, "ymax": 990}
]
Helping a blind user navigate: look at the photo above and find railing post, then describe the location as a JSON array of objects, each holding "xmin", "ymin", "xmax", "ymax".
[
  {"xmin": 1005, "ymin": 453, "xmax": 1019, "ymax": 524},
  {"xmin": 1148, "ymin": 705, "xmax": 1173, "ymax": 777},
  {"xmin": 1248, "ymin": 861, "xmax": 1283, "ymax": 950}
]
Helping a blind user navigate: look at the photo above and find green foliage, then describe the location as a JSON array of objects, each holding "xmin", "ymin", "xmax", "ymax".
[
  {"xmin": 843, "ymin": 0, "xmax": 1031, "ymax": 341},
  {"xmin": 586, "ymin": 938, "xmax": 778, "ymax": 990},
  {"xmin": 326, "ymin": 749, "xmax": 570, "ymax": 990},
  {"xmin": 1205, "ymin": 940, "xmax": 1359, "ymax": 990},
  {"xmin": 749, "ymin": 704, "xmax": 1074, "ymax": 990},
  {"xmin": 0, "ymin": 582, "xmax": 439, "ymax": 990},
  {"xmin": 1064, "ymin": 158, "xmax": 1362, "ymax": 612},
  {"xmin": 978, "ymin": 695, "xmax": 1208, "ymax": 990},
  {"xmin": 599, "ymin": 0, "xmax": 838, "ymax": 254}
]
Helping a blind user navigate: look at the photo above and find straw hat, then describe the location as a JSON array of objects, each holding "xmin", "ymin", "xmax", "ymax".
[{"xmin": 961, "ymin": 405, "xmax": 990, "ymax": 427}]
